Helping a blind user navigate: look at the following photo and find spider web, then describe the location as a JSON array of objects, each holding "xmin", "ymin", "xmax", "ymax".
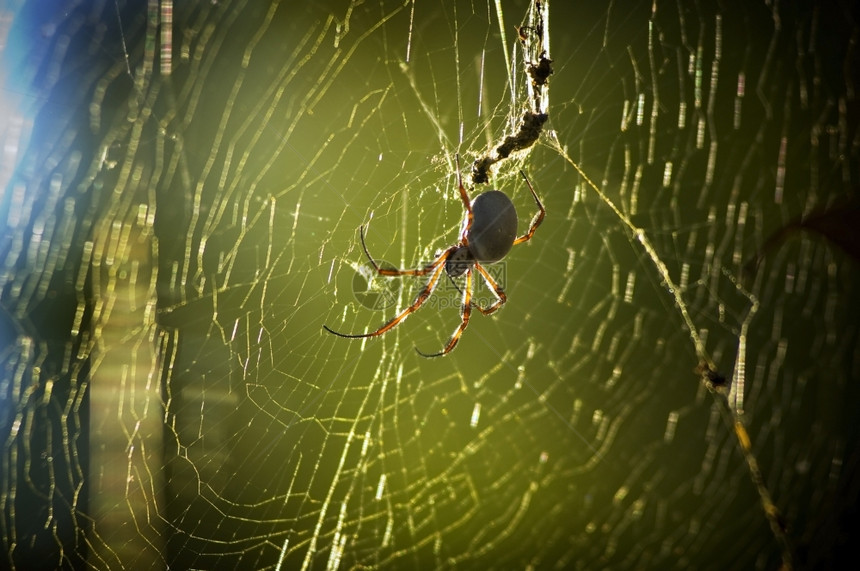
[{"xmin": 2, "ymin": 0, "xmax": 859, "ymax": 568}]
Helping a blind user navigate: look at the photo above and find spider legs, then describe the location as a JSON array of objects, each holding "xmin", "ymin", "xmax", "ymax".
[
  {"xmin": 360, "ymin": 225, "xmax": 437, "ymax": 276},
  {"xmin": 416, "ymin": 266, "xmax": 474, "ymax": 358},
  {"xmin": 322, "ymin": 243, "xmax": 457, "ymax": 339},
  {"xmin": 416, "ymin": 262, "xmax": 507, "ymax": 357},
  {"xmin": 512, "ymin": 170, "xmax": 546, "ymax": 245},
  {"xmin": 455, "ymin": 154, "xmax": 474, "ymax": 244},
  {"xmin": 323, "ymin": 254, "xmax": 450, "ymax": 340},
  {"xmin": 472, "ymin": 263, "xmax": 507, "ymax": 315},
  {"xmin": 441, "ymin": 263, "xmax": 507, "ymax": 313}
]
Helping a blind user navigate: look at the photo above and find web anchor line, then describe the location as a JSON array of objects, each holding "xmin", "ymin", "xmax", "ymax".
[
  {"xmin": 552, "ymin": 136, "xmax": 795, "ymax": 570},
  {"xmin": 472, "ymin": 0, "xmax": 553, "ymax": 185}
]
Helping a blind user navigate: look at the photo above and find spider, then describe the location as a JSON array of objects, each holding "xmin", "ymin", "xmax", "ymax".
[{"xmin": 323, "ymin": 155, "xmax": 545, "ymax": 357}]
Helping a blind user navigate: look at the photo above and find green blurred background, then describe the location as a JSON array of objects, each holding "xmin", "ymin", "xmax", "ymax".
[{"xmin": 1, "ymin": 0, "xmax": 858, "ymax": 568}]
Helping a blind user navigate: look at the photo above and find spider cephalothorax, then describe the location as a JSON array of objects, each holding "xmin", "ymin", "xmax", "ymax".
[{"xmin": 324, "ymin": 155, "xmax": 545, "ymax": 357}]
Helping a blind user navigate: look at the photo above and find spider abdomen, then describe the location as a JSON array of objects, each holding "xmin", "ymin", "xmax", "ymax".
[{"xmin": 468, "ymin": 190, "xmax": 518, "ymax": 262}]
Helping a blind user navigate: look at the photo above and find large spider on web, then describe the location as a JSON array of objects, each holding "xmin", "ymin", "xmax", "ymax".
[{"xmin": 324, "ymin": 155, "xmax": 545, "ymax": 357}]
